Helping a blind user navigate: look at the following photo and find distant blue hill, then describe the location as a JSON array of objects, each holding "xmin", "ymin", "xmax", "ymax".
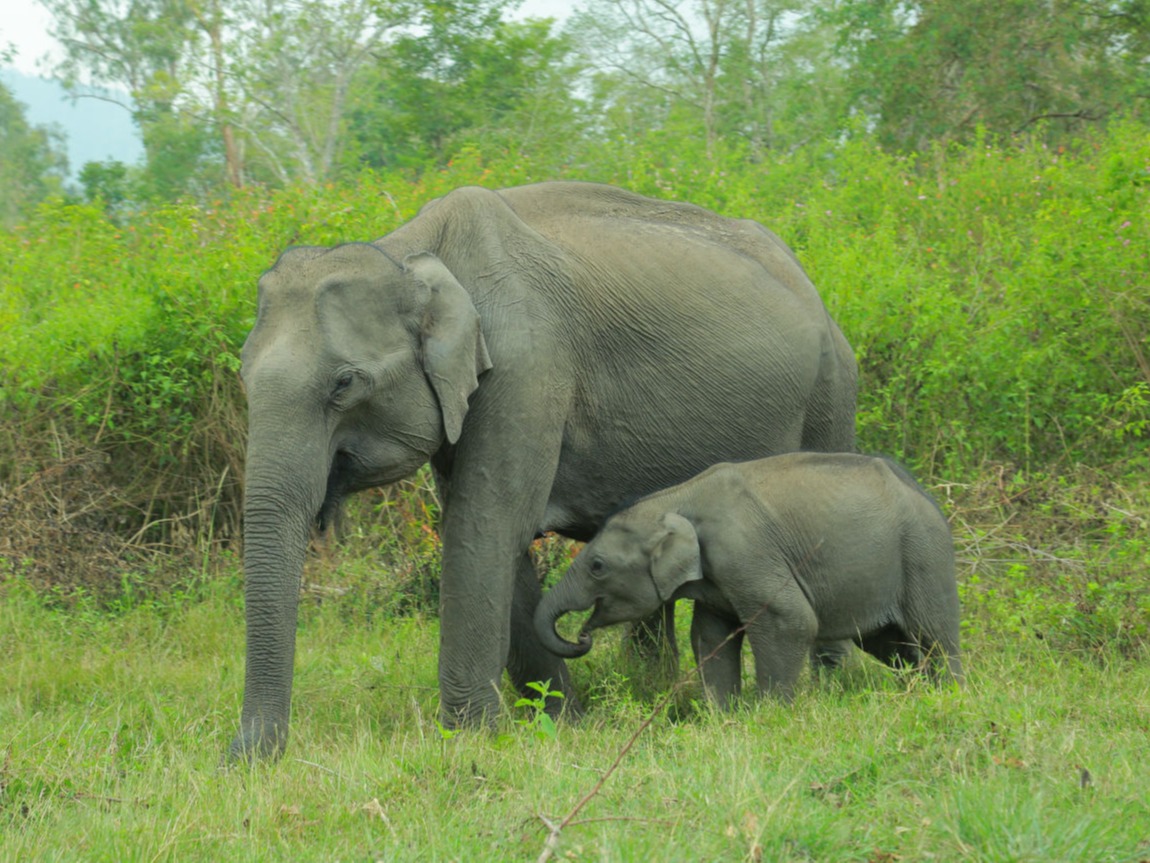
[{"xmin": 1, "ymin": 68, "xmax": 144, "ymax": 179}]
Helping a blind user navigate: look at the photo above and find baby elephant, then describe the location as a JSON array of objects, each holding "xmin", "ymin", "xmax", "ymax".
[{"xmin": 535, "ymin": 453, "xmax": 962, "ymax": 706}]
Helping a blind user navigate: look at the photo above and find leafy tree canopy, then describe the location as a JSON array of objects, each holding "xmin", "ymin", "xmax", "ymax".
[{"xmin": 0, "ymin": 81, "xmax": 69, "ymax": 226}]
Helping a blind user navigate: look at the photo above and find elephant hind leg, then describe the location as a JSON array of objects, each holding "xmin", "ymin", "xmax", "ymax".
[
  {"xmin": 858, "ymin": 624, "xmax": 923, "ymax": 670},
  {"xmin": 507, "ymin": 550, "xmax": 584, "ymax": 719},
  {"xmin": 901, "ymin": 579, "xmax": 964, "ymax": 686},
  {"xmin": 911, "ymin": 622, "xmax": 963, "ymax": 686},
  {"xmin": 861, "ymin": 622, "xmax": 963, "ymax": 686},
  {"xmin": 810, "ymin": 640, "xmax": 852, "ymax": 670}
]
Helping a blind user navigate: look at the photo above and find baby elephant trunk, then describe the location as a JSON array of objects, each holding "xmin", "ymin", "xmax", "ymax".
[{"xmin": 535, "ymin": 577, "xmax": 595, "ymax": 658}]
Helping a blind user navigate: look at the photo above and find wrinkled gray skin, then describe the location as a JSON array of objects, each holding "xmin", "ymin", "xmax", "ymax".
[
  {"xmin": 232, "ymin": 181, "xmax": 857, "ymax": 760},
  {"xmin": 536, "ymin": 453, "xmax": 962, "ymax": 706}
]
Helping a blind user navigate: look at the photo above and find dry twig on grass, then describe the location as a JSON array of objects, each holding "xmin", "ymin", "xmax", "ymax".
[{"xmin": 534, "ymin": 603, "xmax": 771, "ymax": 863}]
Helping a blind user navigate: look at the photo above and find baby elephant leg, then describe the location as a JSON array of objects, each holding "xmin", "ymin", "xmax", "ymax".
[
  {"xmin": 743, "ymin": 582, "xmax": 819, "ymax": 703},
  {"xmin": 914, "ymin": 621, "xmax": 964, "ymax": 685},
  {"xmin": 901, "ymin": 575, "xmax": 964, "ymax": 685},
  {"xmin": 810, "ymin": 640, "xmax": 852, "ymax": 670},
  {"xmin": 861, "ymin": 622, "xmax": 963, "ymax": 686},
  {"xmin": 690, "ymin": 603, "xmax": 744, "ymax": 709},
  {"xmin": 858, "ymin": 625, "xmax": 923, "ymax": 669}
]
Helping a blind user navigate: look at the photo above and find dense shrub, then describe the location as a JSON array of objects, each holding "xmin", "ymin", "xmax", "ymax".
[
  {"xmin": 1, "ymin": 125, "xmax": 1146, "ymax": 590},
  {"xmin": 561, "ymin": 125, "xmax": 1150, "ymax": 474}
]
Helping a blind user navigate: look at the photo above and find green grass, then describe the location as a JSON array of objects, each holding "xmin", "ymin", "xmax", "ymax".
[
  {"xmin": 2, "ymin": 106, "xmax": 1146, "ymax": 862},
  {"xmin": 2, "ymin": 559, "xmax": 1147, "ymax": 863}
]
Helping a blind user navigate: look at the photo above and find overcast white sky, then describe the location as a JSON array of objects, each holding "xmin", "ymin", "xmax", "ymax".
[
  {"xmin": 1, "ymin": 0, "xmax": 55, "ymax": 75},
  {"xmin": 1, "ymin": 0, "xmax": 574, "ymax": 76}
]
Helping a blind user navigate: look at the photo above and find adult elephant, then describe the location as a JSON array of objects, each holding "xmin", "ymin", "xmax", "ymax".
[{"xmin": 231, "ymin": 181, "xmax": 857, "ymax": 760}]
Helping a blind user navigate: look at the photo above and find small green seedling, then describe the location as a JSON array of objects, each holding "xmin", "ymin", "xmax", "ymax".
[{"xmin": 515, "ymin": 679, "xmax": 564, "ymax": 741}]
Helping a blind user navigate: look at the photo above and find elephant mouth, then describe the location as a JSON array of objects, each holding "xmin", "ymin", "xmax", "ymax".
[
  {"xmin": 579, "ymin": 599, "xmax": 605, "ymax": 640},
  {"xmin": 574, "ymin": 630, "xmax": 593, "ymax": 651}
]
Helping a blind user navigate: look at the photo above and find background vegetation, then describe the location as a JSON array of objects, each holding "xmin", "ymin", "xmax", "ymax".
[{"xmin": 1, "ymin": 0, "xmax": 1147, "ymax": 859}]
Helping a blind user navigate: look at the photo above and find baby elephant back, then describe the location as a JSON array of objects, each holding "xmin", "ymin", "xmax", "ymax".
[{"xmin": 739, "ymin": 453, "xmax": 955, "ymax": 608}]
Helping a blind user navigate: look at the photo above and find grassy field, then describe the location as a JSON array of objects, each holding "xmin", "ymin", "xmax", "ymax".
[
  {"xmin": 2, "ymin": 496, "xmax": 1148, "ymax": 863},
  {"xmin": 1, "ymin": 124, "xmax": 1147, "ymax": 861}
]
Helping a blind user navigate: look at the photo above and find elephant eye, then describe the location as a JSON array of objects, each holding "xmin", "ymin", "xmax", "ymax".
[
  {"xmin": 333, "ymin": 372, "xmax": 355, "ymax": 395},
  {"xmin": 589, "ymin": 559, "xmax": 606, "ymax": 577}
]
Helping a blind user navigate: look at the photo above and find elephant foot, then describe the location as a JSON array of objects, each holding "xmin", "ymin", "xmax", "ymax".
[
  {"xmin": 547, "ymin": 687, "xmax": 584, "ymax": 722},
  {"xmin": 438, "ymin": 691, "xmax": 502, "ymax": 731},
  {"xmin": 225, "ymin": 716, "xmax": 289, "ymax": 764},
  {"xmin": 439, "ymin": 676, "xmax": 585, "ymax": 730},
  {"xmin": 810, "ymin": 640, "xmax": 852, "ymax": 671}
]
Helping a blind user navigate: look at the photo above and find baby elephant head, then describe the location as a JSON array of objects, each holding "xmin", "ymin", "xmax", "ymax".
[{"xmin": 535, "ymin": 511, "xmax": 703, "ymax": 657}]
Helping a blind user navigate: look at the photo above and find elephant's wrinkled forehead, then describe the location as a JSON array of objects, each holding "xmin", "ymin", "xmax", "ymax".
[
  {"xmin": 597, "ymin": 513, "xmax": 649, "ymax": 548},
  {"xmin": 259, "ymin": 244, "xmax": 374, "ymax": 300},
  {"xmin": 244, "ymin": 242, "xmax": 412, "ymax": 375}
]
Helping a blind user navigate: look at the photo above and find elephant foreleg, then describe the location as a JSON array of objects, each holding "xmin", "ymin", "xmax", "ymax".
[
  {"xmin": 690, "ymin": 603, "xmax": 743, "ymax": 709},
  {"xmin": 744, "ymin": 582, "xmax": 818, "ymax": 703}
]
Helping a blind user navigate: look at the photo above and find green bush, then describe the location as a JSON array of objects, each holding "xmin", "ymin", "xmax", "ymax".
[{"xmin": 1, "ymin": 124, "xmax": 1146, "ymax": 590}]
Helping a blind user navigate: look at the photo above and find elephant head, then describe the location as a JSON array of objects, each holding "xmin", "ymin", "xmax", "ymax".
[
  {"xmin": 535, "ymin": 511, "xmax": 703, "ymax": 658},
  {"xmin": 231, "ymin": 243, "xmax": 491, "ymax": 760}
]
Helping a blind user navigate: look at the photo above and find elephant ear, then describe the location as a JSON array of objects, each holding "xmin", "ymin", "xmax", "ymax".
[
  {"xmin": 404, "ymin": 252, "xmax": 493, "ymax": 444},
  {"xmin": 649, "ymin": 512, "xmax": 703, "ymax": 602}
]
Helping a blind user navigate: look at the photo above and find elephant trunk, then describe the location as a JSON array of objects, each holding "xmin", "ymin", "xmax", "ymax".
[
  {"xmin": 228, "ymin": 418, "xmax": 330, "ymax": 761},
  {"xmin": 535, "ymin": 575, "xmax": 595, "ymax": 658}
]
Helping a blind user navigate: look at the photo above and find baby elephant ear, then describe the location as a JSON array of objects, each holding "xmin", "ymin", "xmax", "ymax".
[
  {"xmin": 404, "ymin": 252, "xmax": 493, "ymax": 443},
  {"xmin": 650, "ymin": 512, "xmax": 703, "ymax": 602}
]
